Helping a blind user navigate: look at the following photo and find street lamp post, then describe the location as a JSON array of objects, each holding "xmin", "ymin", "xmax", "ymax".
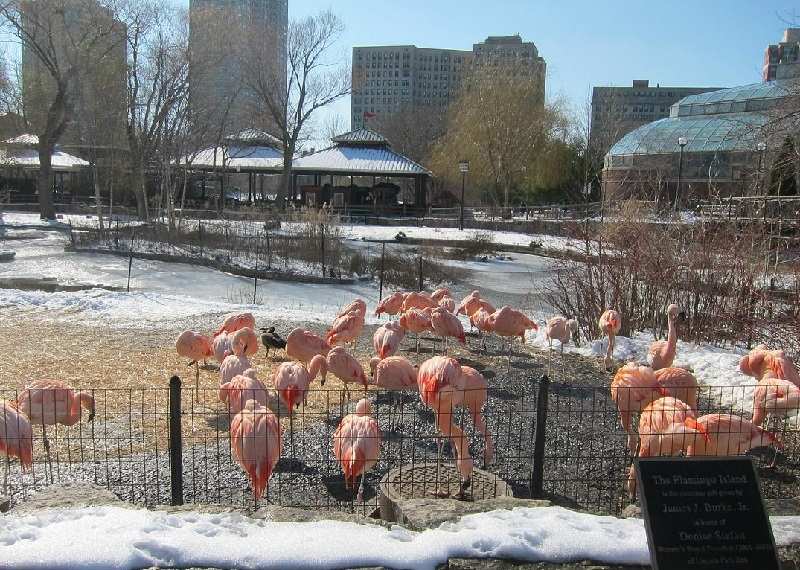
[
  {"xmin": 674, "ymin": 137, "xmax": 688, "ymax": 212},
  {"xmin": 458, "ymin": 160, "xmax": 469, "ymax": 231}
]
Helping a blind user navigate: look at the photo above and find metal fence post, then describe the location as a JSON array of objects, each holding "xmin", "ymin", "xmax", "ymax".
[
  {"xmin": 418, "ymin": 253, "xmax": 424, "ymax": 291},
  {"xmin": 379, "ymin": 242, "xmax": 386, "ymax": 300},
  {"xmin": 320, "ymin": 223, "xmax": 326, "ymax": 277},
  {"xmin": 198, "ymin": 222, "xmax": 204, "ymax": 257},
  {"xmin": 531, "ymin": 374, "xmax": 550, "ymax": 498},
  {"xmin": 169, "ymin": 375, "xmax": 184, "ymax": 506}
]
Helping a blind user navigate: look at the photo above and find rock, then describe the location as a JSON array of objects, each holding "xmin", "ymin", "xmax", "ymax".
[
  {"xmin": 0, "ymin": 495, "xmax": 9, "ymax": 513},
  {"xmin": 620, "ymin": 504, "xmax": 641, "ymax": 519},
  {"xmin": 444, "ymin": 561, "xmax": 647, "ymax": 570},
  {"xmin": 253, "ymin": 505, "xmax": 387, "ymax": 526},
  {"xmin": 11, "ymin": 482, "xmax": 124, "ymax": 514},
  {"xmin": 391, "ymin": 497, "xmax": 550, "ymax": 531}
]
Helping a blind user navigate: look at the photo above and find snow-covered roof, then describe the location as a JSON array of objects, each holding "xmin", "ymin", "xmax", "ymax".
[
  {"xmin": 4, "ymin": 133, "xmax": 39, "ymax": 146},
  {"xmin": 331, "ymin": 128, "xmax": 389, "ymax": 146},
  {"xmin": 292, "ymin": 145, "xmax": 431, "ymax": 176},
  {"xmin": 183, "ymin": 144, "xmax": 284, "ymax": 171},
  {"xmin": 0, "ymin": 141, "xmax": 89, "ymax": 171},
  {"xmin": 224, "ymin": 129, "xmax": 282, "ymax": 147}
]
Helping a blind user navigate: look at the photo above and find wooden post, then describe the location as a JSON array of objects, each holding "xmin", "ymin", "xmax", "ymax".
[
  {"xmin": 168, "ymin": 376, "xmax": 183, "ymax": 506},
  {"xmin": 320, "ymin": 223, "xmax": 326, "ymax": 277}
]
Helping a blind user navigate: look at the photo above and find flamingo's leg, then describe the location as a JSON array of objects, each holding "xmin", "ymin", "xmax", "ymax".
[
  {"xmin": 3, "ymin": 456, "xmax": 8, "ymax": 497},
  {"xmin": 42, "ymin": 422, "xmax": 52, "ymax": 484},
  {"xmin": 195, "ymin": 362, "xmax": 200, "ymax": 402},
  {"xmin": 356, "ymin": 473, "xmax": 365, "ymax": 503},
  {"xmin": 547, "ymin": 338, "xmax": 553, "ymax": 378},
  {"xmin": 431, "ymin": 433, "xmax": 448, "ymax": 498}
]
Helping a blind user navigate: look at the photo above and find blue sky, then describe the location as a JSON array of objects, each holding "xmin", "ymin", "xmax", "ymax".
[{"xmin": 281, "ymin": 0, "xmax": 800, "ymax": 134}]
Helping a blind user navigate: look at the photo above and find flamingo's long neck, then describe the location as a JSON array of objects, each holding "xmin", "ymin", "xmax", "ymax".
[{"xmin": 666, "ymin": 314, "xmax": 677, "ymax": 354}]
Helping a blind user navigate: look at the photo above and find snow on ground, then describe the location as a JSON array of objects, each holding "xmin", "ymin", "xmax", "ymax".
[
  {"xmin": 4, "ymin": 504, "xmax": 798, "ymax": 570},
  {"xmin": 283, "ymin": 222, "xmax": 576, "ymax": 253},
  {"xmin": 528, "ymin": 328, "xmax": 758, "ymax": 412}
]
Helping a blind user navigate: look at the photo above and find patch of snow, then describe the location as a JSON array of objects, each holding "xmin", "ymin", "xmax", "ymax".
[{"xmin": 7, "ymin": 505, "xmax": 798, "ymax": 569}]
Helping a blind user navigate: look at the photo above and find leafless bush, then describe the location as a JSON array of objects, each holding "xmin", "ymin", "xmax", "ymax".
[
  {"xmin": 450, "ymin": 230, "xmax": 497, "ymax": 260},
  {"xmin": 373, "ymin": 246, "xmax": 466, "ymax": 290},
  {"xmin": 545, "ymin": 200, "xmax": 799, "ymax": 356}
]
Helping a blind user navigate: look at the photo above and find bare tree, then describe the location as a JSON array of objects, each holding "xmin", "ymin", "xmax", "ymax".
[
  {"xmin": 369, "ymin": 104, "xmax": 445, "ymax": 165},
  {"xmin": 243, "ymin": 9, "xmax": 350, "ymax": 208},
  {"xmin": 0, "ymin": 0, "xmax": 123, "ymax": 219}
]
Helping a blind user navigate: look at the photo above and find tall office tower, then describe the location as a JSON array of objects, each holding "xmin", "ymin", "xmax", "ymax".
[
  {"xmin": 351, "ymin": 35, "xmax": 545, "ymax": 130},
  {"xmin": 763, "ymin": 29, "xmax": 800, "ymax": 82},
  {"xmin": 189, "ymin": 0, "xmax": 288, "ymax": 135},
  {"xmin": 20, "ymin": 0, "xmax": 127, "ymax": 154},
  {"xmin": 590, "ymin": 80, "xmax": 721, "ymax": 159}
]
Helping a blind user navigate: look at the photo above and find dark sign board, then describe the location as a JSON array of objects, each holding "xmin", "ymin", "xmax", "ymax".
[{"xmin": 636, "ymin": 456, "xmax": 779, "ymax": 570}]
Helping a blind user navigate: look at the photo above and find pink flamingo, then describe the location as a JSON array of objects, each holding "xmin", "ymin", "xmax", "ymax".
[
  {"xmin": 437, "ymin": 295, "xmax": 456, "ymax": 313},
  {"xmin": 752, "ymin": 377, "xmax": 800, "ymax": 465},
  {"xmin": 598, "ymin": 309, "xmax": 621, "ymax": 371},
  {"xmin": 375, "ymin": 292, "xmax": 405, "ymax": 317},
  {"xmin": 285, "ymin": 328, "xmax": 331, "ymax": 363},
  {"xmin": 273, "ymin": 355, "xmax": 327, "ymax": 451},
  {"xmin": 219, "ymin": 333, "xmax": 253, "ymax": 386},
  {"xmin": 212, "ymin": 332, "xmax": 231, "ymax": 364},
  {"xmin": 543, "ymin": 316, "xmax": 578, "ymax": 377},
  {"xmin": 373, "ymin": 321, "xmax": 406, "ymax": 359},
  {"xmin": 230, "ymin": 327, "xmax": 258, "ymax": 358},
  {"xmin": 176, "ymin": 330, "xmax": 214, "ymax": 392},
  {"xmin": 325, "ymin": 346, "xmax": 368, "ymax": 400},
  {"xmin": 430, "ymin": 306, "xmax": 466, "ymax": 354},
  {"xmin": 740, "ymin": 345, "xmax": 800, "ymax": 388},
  {"xmin": 399, "ymin": 308, "xmax": 433, "ymax": 353},
  {"xmin": 470, "ymin": 307, "xmax": 494, "ymax": 351},
  {"xmin": 230, "ymin": 400, "xmax": 281, "ymax": 505},
  {"xmin": 457, "ymin": 291, "xmax": 491, "ymax": 317},
  {"xmin": 459, "ymin": 366, "xmax": 494, "ymax": 467},
  {"xmin": 219, "ymin": 371, "xmax": 271, "ymax": 416},
  {"xmin": 333, "ymin": 398, "xmax": 381, "ymax": 502},
  {"xmin": 685, "ymin": 413, "xmax": 779, "ymax": 458},
  {"xmin": 647, "ymin": 304, "xmax": 681, "ymax": 370},
  {"xmin": 215, "ymin": 312, "xmax": 256, "ymax": 337},
  {"xmin": 431, "ymin": 288, "xmax": 451, "ymax": 302},
  {"xmin": 654, "ymin": 367, "xmax": 698, "ymax": 411},
  {"xmin": 326, "ymin": 312, "xmax": 365, "ymax": 349},
  {"xmin": 487, "ymin": 306, "xmax": 538, "ymax": 370},
  {"xmin": 17, "ymin": 379, "xmax": 95, "ymax": 476},
  {"xmin": 417, "ymin": 356, "xmax": 474, "ymax": 498},
  {"xmin": 611, "ymin": 364, "xmax": 662, "ymax": 453},
  {"xmin": 402, "ymin": 291, "xmax": 436, "ymax": 312},
  {"xmin": 369, "ymin": 355, "xmax": 418, "ymax": 431},
  {"xmin": 338, "ymin": 299, "xmax": 367, "ymax": 319},
  {"xmin": 0, "ymin": 400, "xmax": 33, "ymax": 493}
]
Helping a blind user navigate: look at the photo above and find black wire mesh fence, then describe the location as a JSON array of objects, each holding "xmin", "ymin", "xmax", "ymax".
[{"xmin": 1, "ymin": 378, "xmax": 798, "ymax": 517}]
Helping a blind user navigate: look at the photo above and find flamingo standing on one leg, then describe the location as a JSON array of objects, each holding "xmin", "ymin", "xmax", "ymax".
[
  {"xmin": 373, "ymin": 321, "xmax": 406, "ymax": 359},
  {"xmin": 326, "ymin": 346, "xmax": 368, "ymax": 401},
  {"xmin": 598, "ymin": 310, "xmax": 621, "ymax": 371},
  {"xmin": 417, "ymin": 356, "xmax": 473, "ymax": 498},
  {"xmin": 176, "ymin": 330, "xmax": 214, "ymax": 393},
  {"xmin": 219, "ymin": 329, "xmax": 258, "ymax": 387},
  {"xmin": 487, "ymin": 306, "xmax": 538, "ymax": 371},
  {"xmin": 285, "ymin": 329, "xmax": 331, "ymax": 363},
  {"xmin": 647, "ymin": 304, "xmax": 681, "ymax": 370},
  {"xmin": 375, "ymin": 292, "xmax": 405, "ymax": 318},
  {"xmin": 326, "ymin": 312, "xmax": 365, "ymax": 351},
  {"xmin": 369, "ymin": 356, "xmax": 418, "ymax": 432},
  {"xmin": 230, "ymin": 399, "xmax": 281, "ymax": 506},
  {"xmin": 0, "ymin": 400, "xmax": 33, "ymax": 494},
  {"xmin": 399, "ymin": 308, "xmax": 433, "ymax": 354},
  {"xmin": 212, "ymin": 332, "xmax": 231, "ymax": 365},
  {"xmin": 333, "ymin": 398, "xmax": 381, "ymax": 502},
  {"xmin": 338, "ymin": 299, "xmax": 367, "ymax": 319},
  {"xmin": 17, "ymin": 379, "xmax": 95, "ymax": 480},
  {"xmin": 470, "ymin": 307, "xmax": 494, "ymax": 352},
  {"xmin": 429, "ymin": 307, "xmax": 465, "ymax": 355},
  {"xmin": 543, "ymin": 316, "xmax": 578, "ymax": 378},
  {"xmin": 273, "ymin": 355, "xmax": 327, "ymax": 452},
  {"xmin": 610, "ymin": 363, "xmax": 662, "ymax": 453},
  {"xmin": 402, "ymin": 291, "xmax": 437, "ymax": 312}
]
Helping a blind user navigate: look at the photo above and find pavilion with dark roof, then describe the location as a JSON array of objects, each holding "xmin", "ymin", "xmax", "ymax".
[{"xmin": 291, "ymin": 128, "xmax": 431, "ymax": 210}]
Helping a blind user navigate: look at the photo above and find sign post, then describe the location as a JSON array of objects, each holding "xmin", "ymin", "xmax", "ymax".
[{"xmin": 636, "ymin": 456, "xmax": 779, "ymax": 570}]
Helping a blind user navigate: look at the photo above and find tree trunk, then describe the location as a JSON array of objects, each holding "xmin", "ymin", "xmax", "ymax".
[
  {"xmin": 277, "ymin": 144, "xmax": 295, "ymax": 210},
  {"xmin": 36, "ymin": 144, "xmax": 56, "ymax": 220},
  {"xmin": 131, "ymin": 162, "xmax": 149, "ymax": 221},
  {"xmin": 92, "ymin": 161, "xmax": 104, "ymax": 231}
]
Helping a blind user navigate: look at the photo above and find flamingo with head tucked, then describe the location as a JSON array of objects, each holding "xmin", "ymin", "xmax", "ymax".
[
  {"xmin": 647, "ymin": 304, "xmax": 682, "ymax": 370},
  {"xmin": 429, "ymin": 306, "xmax": 465, "ymax": 354},
  {"xmin": 544, "ymin": 316, "xmax": 578, "ymax": 377},
  {"xmin": 219, "ymin": 332, "xmax": 254, "ymax": 387},
  {"xmin": 740, "ymin": 345, "xmax": 800, "ymax": 388},
  {"xmin": 369, "ymin": 355, "xmax": 418, "ymax": 432},
  {"xmin": 0, "ymin": 400, "xmax": 32, "ymax": 494},
  {"xmin": 219, "ymin": 371, "xmax": 271, "ymax": 416},
  {"xmin": 326, "ymin": 312, "xmax": 365, "ymax": 349},
  {"xmin": 230, "ymin": 400, "xmax": 281, "ymax": 506},
  {"xmin": 399, "ymin": 308, "xmax": 433, "ymax": 353},
  {"xmin": 338, "ymin": 299, "xmax": 367, "ymax": 319},
  {"xmin": 17, "ymin": 379, "xmax": 95, "ymax": 477},
  {"xmin": 215, "ymin": 312, "xmax": 256, "ymax": 337},
  {"xmin": 333, "ymin": 398, "xmax": 381, "ymax": 502},
  {"xmin": 610, "ymin": 363, "xmax": 662, "ymax": 453},
  {"xmin": 326, "ymin": 346, "xmax": 368, "ymax": 400},
  {"xmin": 375, "ymin": 292, "xmax": 405, "ymax": 318},
  {"xmin": 176, "ymin": 330, "xmax": 214, "ymax": 392},
  {"xmin": 274, "ymin": 355, "xmax": 327, "ymax": 451},
  {"xmin": 286, "ymin": 328, "xmax": 331, "ymax": 363},
  {"xmin": 598, "ymin": 310, "xmax": 621, "ymax": 371},
  {"xmin": 487, "ymin": 306, "xmax": 538, "ymax": 370},
  {"xmin": 402, "ymin": 291, "xmax": 436, "ymax": 312},
  {"xmin": 685, "ymin": 414, "xmax": 779, "ymax": 459},
  {"xmin": 372, "ymin": 321, "xmax": 406, "ymax": 360},
  {"xmin": 654, "ymin": 367, "xmax": 698, "ymax": 411}
]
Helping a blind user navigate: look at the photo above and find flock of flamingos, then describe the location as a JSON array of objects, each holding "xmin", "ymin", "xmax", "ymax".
[{"xmin": 0, "ymin": 288, "xmax": 798, "ymax": 509}]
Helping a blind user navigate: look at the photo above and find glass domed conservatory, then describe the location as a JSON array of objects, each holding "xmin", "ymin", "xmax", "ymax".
[{"xmin": 602, "ymin": 80, "xmax": 795, "ymax": 201}]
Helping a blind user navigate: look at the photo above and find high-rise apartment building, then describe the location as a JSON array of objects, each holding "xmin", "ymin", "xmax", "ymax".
[
  {"xmin": 189, "ymin": 0, "xmax": 288, "ymax": 134},
  {"xmin": 590, "ymin": 80, "xmax": 721, "ymax": 158},
  {"xmin": 763, "ymin": 28, "xmax": 800, "ymax": 82},
  {"xmin": 351, "ymin": 35, "xmax": 546, "ymax": 130}
]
